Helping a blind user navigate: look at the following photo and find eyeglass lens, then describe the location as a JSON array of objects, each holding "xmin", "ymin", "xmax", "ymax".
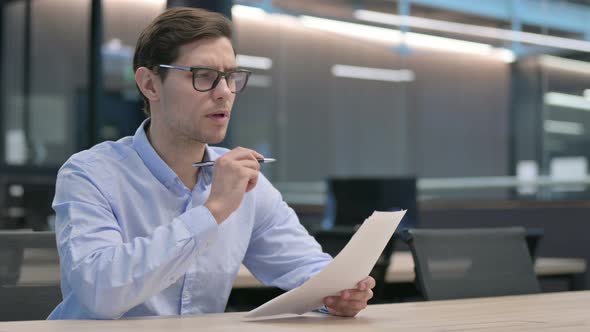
[{"xmin": 193, "ymin": 68, "xmax": 249, "ymax": 93}]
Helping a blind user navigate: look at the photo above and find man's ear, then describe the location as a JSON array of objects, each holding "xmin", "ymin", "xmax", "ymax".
[{"xmin": 135, "ymin": 67, "xmax": 160, "ymax": 102}]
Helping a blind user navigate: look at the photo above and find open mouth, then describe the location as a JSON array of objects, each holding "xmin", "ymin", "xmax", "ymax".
[{"xmin": 207, "ymin": 111, "xmax": 230, "ymax": 122}]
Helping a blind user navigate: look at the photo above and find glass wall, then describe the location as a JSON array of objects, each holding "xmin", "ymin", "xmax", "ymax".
[
  {"xmin": 540, "ymin": 56, "xmax": 590, "ymax": 198},
  {"xmin": 540, "ymin": 56, "xmax": 590, "ymax": 167},
  {"xmin": 227, "ymin": 2, "xmax": 590, "ymax": 204},
  {"xmin": 1, "ymin": 0, "xmax": 163, "ymax": 168},
  {"xmin": 98, "ymin": 0, "xmax": 164, "ymax": 142},
  {"xmin": 1, "ymin": 0, "xmax": 590, "ymax": 205},
  {"xmin": 230, "ymin": 4, "xmax": 514, "ymax": 202},
  {"xmin": 2, "ymin": 1, "xmax": 26, "ymax": 165},
  {"xmin": 2, "ymin": 0, "xmax": 90, "ymax": 166}
]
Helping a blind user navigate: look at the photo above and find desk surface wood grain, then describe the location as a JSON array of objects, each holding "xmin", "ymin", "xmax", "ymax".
[{"xmin": 1, "ymin": 291, "xmax": 589, "ymax": 331}]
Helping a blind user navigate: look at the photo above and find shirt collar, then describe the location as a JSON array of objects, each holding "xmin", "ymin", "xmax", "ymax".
[{"xmin": 131, "ymin": 118, "xmax": 219, "ymax": 190}]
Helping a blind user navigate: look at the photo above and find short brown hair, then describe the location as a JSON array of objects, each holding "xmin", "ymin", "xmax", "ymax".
[{"xmin": 133, "ymin": 7, "xmax": 233, "ymax": 116}]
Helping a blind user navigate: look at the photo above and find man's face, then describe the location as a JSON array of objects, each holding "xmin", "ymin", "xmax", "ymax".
[{"xmin": 155, "ymin": 37, "xmax": 236, "ymax": 145}]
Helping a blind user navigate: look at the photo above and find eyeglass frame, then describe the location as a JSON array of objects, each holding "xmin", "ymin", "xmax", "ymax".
[{"xmin": 157, "ymin": 64, "xmax": 252, "ymax": 93}]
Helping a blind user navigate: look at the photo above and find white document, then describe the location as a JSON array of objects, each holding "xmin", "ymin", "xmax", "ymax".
[{"xmin": 244, "ymin": 210, "xmax": 406, "ymax": 319}]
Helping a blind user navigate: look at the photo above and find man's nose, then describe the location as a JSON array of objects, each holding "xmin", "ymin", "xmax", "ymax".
[{"xmin": 212, "ymin": 77, "xmax": 232, "ymax": 99}]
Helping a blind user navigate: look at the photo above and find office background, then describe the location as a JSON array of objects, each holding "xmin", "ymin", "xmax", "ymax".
[{"xmin": 1, "ymin": 0, "xmax": 590, "ymax": 290}]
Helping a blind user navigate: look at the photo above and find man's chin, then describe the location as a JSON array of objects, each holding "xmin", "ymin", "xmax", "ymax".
[{"xmin": 198, "ymin": 133, "xmax": 226, "ymax": 145}]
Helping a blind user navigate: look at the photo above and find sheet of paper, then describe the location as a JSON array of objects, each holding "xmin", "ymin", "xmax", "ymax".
[{"xmin": 244, "ymin": 210, "xmax": 406, "ymax": 319}]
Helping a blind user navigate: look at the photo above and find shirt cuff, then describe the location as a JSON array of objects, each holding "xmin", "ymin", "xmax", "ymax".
[
  {"xmin": 313, "ymin": 305, "xmax": 331, "ymax": 315},
  {"xmin": 176, "ymin": 205, "xmax": 219, "ymax": 251}
]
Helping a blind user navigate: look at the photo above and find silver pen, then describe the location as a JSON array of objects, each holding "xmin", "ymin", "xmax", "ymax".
[{"xmin": 192, "ymin": 158, "xmax": 276, "ymax": 167}]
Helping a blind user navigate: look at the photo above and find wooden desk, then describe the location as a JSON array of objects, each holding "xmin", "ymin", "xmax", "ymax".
[
  {"xmin": 234, "ymin": 252, "xmax": 587, "ymax": 288},
  {"xmin": 1, "ymin": 291, "xmax": 589, "ymax": 331}
]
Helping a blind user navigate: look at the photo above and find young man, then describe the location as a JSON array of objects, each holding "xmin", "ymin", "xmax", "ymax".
[{"xmin": 48, "ymin": 7, "xmax": 374, "ymax": 320}]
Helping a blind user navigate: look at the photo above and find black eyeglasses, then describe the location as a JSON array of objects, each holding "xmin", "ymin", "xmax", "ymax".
[{"xmin": 158, "ymin": 64, "xmax": 251, "ymax": 93}]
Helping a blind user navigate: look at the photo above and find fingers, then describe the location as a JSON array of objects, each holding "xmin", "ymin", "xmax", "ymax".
[
  {"xmin": 324, "ymin": 291, "xmax": 371, "ymax": 317},
  {"xmin": 221, "ymin": 148, "xmax": 262, "ymax": 192},
  {"xmin": 239, "ymin": 159, "xmax": 261, "ymax": 172},
  {"xmin": 227, "ymin": 146, "xmax": 264, "ymax": 163},
  {"xmin": 214, "ymin": 148, "xmax": 263, "ymax": 172},
  {"xmin": 244, "ymin": 168, "xmax": 259, "ymax": 192},
  {"xmin": 233, "ymin": 158, "xmax": 261, "ymax": 193},
  {"xmin": 251, "ymin": 149, "xmax": 264, "ymax": 160},
  {"xmin": 326, "ymin": 305, "xmax": 364, "ymax": 317},
  {"xmin": 323, "ymin": 277, "xmax": 376, "ymax": 317},
  {"xmin": 205, "ymin": 147, "xmax": 265, "ymax": 224},
  {"xmin": 357, "ymin": 276, "xmax": 376, "ymax": 291},
  {"xmin": 338, "ymin": 288, "xmax": 374, "ymax": 303}
]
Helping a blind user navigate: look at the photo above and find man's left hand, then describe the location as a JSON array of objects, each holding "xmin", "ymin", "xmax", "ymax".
[{"xmin": 323, "ymin": 276, "xmax": 375, "ymax": 317}]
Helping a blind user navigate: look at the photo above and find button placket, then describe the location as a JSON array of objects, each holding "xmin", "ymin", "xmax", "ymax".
[{"xmin": 179, "ymin": 274, "xmax": 191, "ymax": 314}]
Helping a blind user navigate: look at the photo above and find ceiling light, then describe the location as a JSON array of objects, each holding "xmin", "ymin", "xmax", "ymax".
[
  {"xmin": 237, "ymin": 54, "xmax": 273, "ymax": 70},
  {"xmin": 299, "ymin": 15, "xmax": 513, "ymax": 62},
  {"xmin": 300, "ymin": 16, "xmax": 402, "ymax": 44},
  {"xmin": 539, "ymin": 56, "xmax": 590, "ymax": 75},
  {"xmin": 355, "ymin": 9, "xmax": 590, "ymax": 53},
  {"xmin": 545, "ymin": 92, "xmax": 590, "ymax": 111},
  {"xmin": 232, "ymin": 4, "xmax": 267, "ymax": 19},
  {"xmin": 332, "ymin": 65, "xmax": 415, "ymax": 82},
  {"xmin": 544, "ymin": 120, "xmax": 584, "ymax": 136}
]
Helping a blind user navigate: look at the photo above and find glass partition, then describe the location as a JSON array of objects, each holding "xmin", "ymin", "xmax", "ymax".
[
  {"xmin": 2, "ymin": 0, "xmax": 590, "ymax": 204},
  {"xmin": 2, "ymin": 0, "xmax": 91, "ymax": 167}
]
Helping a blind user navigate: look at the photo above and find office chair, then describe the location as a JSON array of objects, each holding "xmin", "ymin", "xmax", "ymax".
[
  {"xmin": 324, "ymin": 177, "xmax": 417, "ymax": 231},
  {"xmin": 524, "ymin": 228, "xmax": 544, "ymax": 262},
  {"xmin": 401, "ymin": 227, "xmax": 541, "ymax": 301},
  {"xmin": 312, "ymin": 227, "xmax": 395, "ymax": 303},
  {"xmin": 0, "ymin": 231, "xmax": 61, "ymax": 321},
  {"xmin": 0, "ymin": 231, "xmax": 57, "ymax": 285},
  {"xmin": 0, "ymin": 285, "xmax": 62, "ymax": 321}
]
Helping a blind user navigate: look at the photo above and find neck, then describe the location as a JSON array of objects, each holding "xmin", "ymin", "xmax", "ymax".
[{"xmin": 146, "ymin": 119, "xmax": 205, "ymax": 189}]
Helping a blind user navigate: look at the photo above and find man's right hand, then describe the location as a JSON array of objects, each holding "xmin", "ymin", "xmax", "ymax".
[{"xmin": 204, "ymin": 147, "xmax": 264, "ymax": 224}]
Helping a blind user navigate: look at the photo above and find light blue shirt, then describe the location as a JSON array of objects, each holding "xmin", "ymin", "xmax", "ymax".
[{"xmin": 48, "ymin": 119, "xmax": 332, "ymax": 320}]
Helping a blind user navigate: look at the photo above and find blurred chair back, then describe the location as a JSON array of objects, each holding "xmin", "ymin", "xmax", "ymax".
[
  {"xmin": 524, "ymin": 228, "xmax": 544, "ymax": 262},
  {"xmin": 324, "ymin": 177, "xmax": 417, "ymax": 230},
  {"xmin": 312, "ymin": 227, "xmax": 395, "ymax": 302},
  {"xmin": 0, "ymin": 285, "xmax": 62, "ymax": 321},
  {"xmin": 401, "ymin": 227, "xmax": 540, "ymax": 301},
  {"xmin": 0, "ymin": 231, "xmax": 61, "ymax": 321}
]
